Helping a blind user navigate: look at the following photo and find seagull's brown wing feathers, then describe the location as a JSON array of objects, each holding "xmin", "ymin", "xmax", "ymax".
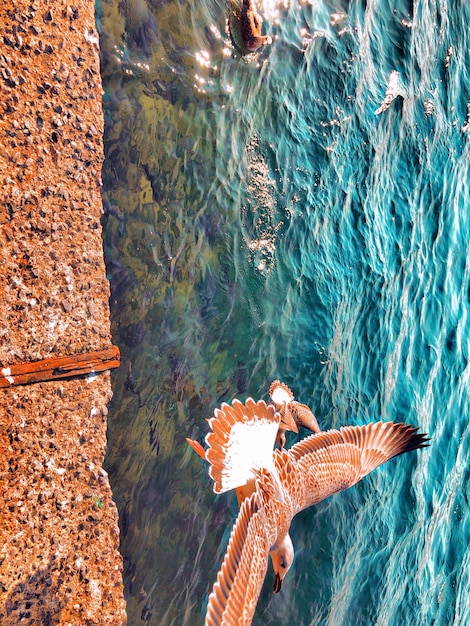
[
  {"xmin": 287, "ymin": 421, "xmax": 429, "ymax": 512},
  {"xmin": 205, "ymin": 491, "xmax": 274, "ymax": 626},
  {"xmin": 290, "ymin": 401, "xmax": 321, "ymax": 433}
]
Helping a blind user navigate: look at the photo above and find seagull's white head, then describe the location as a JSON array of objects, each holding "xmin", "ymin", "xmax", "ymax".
[{"xmin": 270, "ymin": 533, "xmax": 294, "ymax": 593}]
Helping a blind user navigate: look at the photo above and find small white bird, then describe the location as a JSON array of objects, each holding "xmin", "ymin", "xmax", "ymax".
[{"xmin": 192, "ymin": 398, "xmax": 428, "ymax": 626}]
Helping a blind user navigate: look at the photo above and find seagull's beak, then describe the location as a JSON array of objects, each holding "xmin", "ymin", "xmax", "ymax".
[
  {"xmin": 273, "ymin": 573, "xmax": 283, "ymax": 593},
  {"xmin": 279, "ymin": 406, "xmax": 298, "ymax": 434}
]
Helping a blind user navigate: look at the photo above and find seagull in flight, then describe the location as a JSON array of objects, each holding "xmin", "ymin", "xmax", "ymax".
[{"xmin": 189, "ymin": 397, "xmax": 429, "ymax": 626}]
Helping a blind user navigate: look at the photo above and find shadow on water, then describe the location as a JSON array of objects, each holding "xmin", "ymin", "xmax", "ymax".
[{"xmin": 4, "ymin": 558, "xmax": 69, "ymax": 625}]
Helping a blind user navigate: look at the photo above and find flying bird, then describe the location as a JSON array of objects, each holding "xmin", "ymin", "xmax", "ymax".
[{"xmin": 191, "ymin": 398, "xmax": 428, "ymax": 626}]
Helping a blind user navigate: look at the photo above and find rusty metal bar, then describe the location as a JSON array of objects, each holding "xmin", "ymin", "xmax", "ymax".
[{"xmin": 0, "ymin": 345, "xmax": 120, "ymax": 388}]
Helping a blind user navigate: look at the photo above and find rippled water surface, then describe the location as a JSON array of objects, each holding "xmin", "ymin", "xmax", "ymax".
[{"xmin": 98, "ymin": 0, "xmax": 470, "ymax": 624}]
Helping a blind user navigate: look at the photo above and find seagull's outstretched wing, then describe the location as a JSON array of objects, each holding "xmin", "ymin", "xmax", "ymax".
[
  {"xmin": 205, "ymin": 491, "xmax": 274, "ymax": 626},
  {"xmin": 205, "ymin": 398, "xmax": 280, "ymax": 493},
  {"xmin": 286, "ymin": 421, "xmax": 429, "ymax": 512}
]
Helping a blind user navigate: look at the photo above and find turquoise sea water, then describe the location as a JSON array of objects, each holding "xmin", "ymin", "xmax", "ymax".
[{"xmin": 98, "ymin": 0, "xmax": 470, "ymax": 624}]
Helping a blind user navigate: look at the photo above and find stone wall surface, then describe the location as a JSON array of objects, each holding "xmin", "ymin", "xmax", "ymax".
[{"xmin": 0, "ymin": 0, "xmax": 127, "ymax": 623}]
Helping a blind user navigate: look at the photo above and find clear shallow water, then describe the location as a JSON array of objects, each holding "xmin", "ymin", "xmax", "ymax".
[{"xmin": 98, "ymin": 0, "xmax": 470, "ymax": 624}]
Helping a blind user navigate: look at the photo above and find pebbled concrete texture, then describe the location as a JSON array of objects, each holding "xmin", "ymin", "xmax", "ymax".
[
  {"xmin": 0, "ymin": 379, "xmax": 126, "ymax": 625},
  {"xmin": 0, "ymin": 0, "xmax": 111, "ymax": 364},
  {"xmin": 0, "ymin": 0, "xmax": 126, "ymax": 623}
]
